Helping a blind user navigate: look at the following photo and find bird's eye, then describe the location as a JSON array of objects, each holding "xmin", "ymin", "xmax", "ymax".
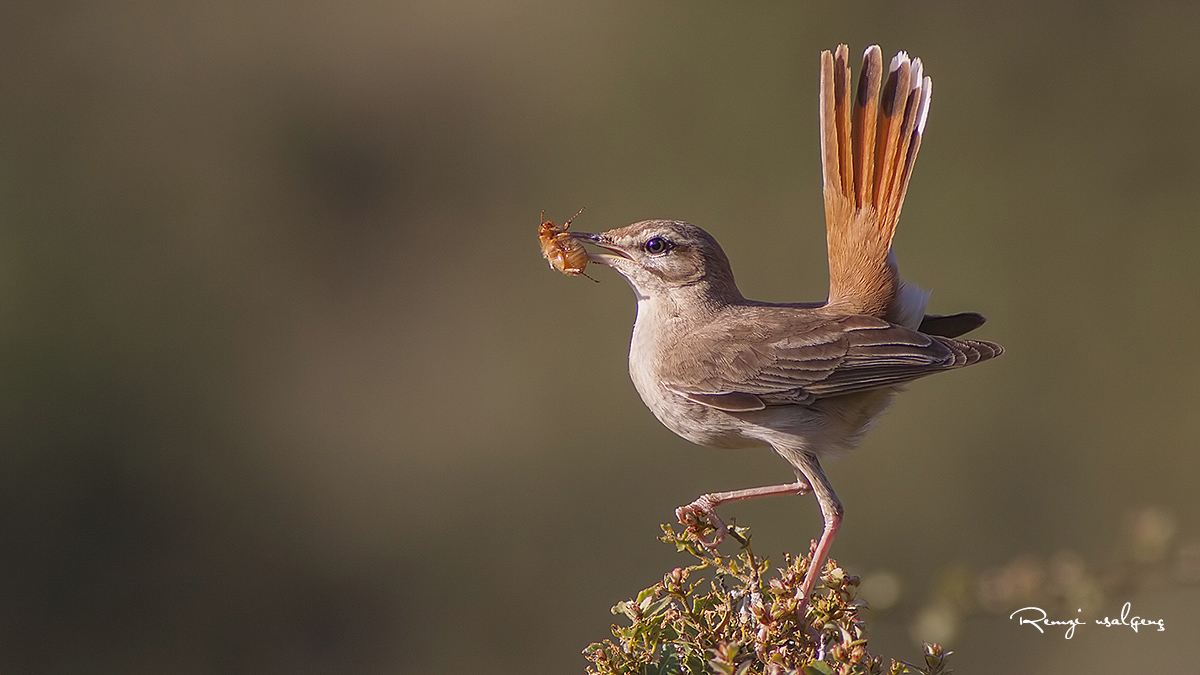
[{"xmin": 644, "ymin": 237, "xmax": 672, "ymax": 255}]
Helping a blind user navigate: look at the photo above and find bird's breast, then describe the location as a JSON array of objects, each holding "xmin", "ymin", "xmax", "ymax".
[{"xmin": 627, "ymin": 306, "xmax": 764, "ymax": 450}]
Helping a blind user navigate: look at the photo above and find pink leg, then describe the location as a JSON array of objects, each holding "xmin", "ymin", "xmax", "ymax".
[
  {"xmin": 677, "ymin": 477, "xmax": 812, "ymax": 548},
  {"xmin": 790, "ymin": 453, "xmax": 843, "ymax": 618}
]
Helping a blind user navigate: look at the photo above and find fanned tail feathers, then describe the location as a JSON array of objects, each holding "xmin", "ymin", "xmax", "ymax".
[{"xmin": 821, "ymin": 45, "xmax": 931, "ymax": 326}]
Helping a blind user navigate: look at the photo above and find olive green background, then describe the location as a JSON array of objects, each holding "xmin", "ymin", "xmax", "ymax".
[{"xmin": 2, "ymin": 1, "xmax": 1197, "ymax": 673}]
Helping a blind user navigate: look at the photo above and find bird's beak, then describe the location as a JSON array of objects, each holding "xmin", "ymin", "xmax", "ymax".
[{"xmin": 570, "ymin": 232, "xmax": 633, "ymax": 265}]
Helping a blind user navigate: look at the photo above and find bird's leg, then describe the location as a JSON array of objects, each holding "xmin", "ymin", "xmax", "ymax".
[
  {"xmin": 791, "ymin": 453, "xmax": 843, "ymax": 619},
  {"xmin": 676, "ymin": 474, "xmax": 812, "ymax": 549}
]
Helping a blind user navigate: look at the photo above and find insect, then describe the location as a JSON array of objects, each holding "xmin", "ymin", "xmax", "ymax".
[{"xmin": 538, "ymin": 207, "xmax": 597, "ymax": 282}]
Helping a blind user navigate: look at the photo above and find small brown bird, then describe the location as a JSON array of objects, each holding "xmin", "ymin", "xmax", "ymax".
[{"xmin": 569, "ymin": 45, "xmax": 1001, "ymax": 613}]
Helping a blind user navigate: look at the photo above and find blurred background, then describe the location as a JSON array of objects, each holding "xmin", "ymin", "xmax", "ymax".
[{"xmin": 2, "ymin": 1, "xmax": 1198, "ymax": 673}]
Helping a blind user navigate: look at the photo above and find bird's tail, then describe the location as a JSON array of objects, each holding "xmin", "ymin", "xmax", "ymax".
[{"xmin": 820, "ymin": 45, "xmax": 930, "ymax": 327}]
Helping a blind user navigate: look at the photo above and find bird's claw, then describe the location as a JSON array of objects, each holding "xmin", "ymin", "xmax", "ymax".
[{"xmin": 675, "ymin": 496, "xmax": 728, "ymax": 549}]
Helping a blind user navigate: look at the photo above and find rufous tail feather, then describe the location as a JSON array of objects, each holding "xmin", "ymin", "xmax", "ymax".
[{"xmin": 820, "ymin": 45, "xmax": 931, "ymax": 325}]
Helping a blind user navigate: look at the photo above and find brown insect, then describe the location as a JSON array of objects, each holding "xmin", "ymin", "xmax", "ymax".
[{"xmin": 539, "ymin": 207, "xmax": 597, "ymax": 282}]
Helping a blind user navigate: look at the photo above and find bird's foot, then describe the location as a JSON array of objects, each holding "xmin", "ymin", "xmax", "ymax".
[{"xmin": 675, "ymin": 495, "xmax": 728, "ymax": 549}]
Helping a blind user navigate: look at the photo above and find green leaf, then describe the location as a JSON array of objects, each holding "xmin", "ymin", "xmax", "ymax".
[
  {"xmin": 636, "ymin": 587, "xmax": 657, "ymax": 605},
  {"xmin": 645, "ymin": 597, "xmax": 673, "ymax": 618}
]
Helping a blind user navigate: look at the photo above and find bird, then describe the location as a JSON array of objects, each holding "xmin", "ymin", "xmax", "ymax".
[{"xmin": 566, "ymin": 44, "xmax": 1002, "ymax": 613}]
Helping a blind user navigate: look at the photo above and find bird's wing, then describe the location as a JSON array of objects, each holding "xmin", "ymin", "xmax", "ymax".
[
  {"xmin": 663, "ymin": 312, "xmax": 1000, "ymax": 409},
  {"xmin": 820, "ymin": 45, "xmax": 931, "ymax": 323}
]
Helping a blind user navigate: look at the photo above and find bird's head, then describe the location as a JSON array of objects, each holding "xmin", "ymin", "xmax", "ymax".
[{"xmin": 571, "ymin": 220, "xmax": 743, "ymax": 308}]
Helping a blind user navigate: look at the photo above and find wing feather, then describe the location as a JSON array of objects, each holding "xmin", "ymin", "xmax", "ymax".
[{"xmin": 663, "ymin": 307, "xmax": 1002, "ymax": 407}]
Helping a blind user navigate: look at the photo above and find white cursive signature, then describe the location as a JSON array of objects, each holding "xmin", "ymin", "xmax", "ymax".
[
  {"xmin": 1095, "ymin": 602, "xmax": 1167, "ymax": 633},
  {"xmin": 1009, "ymin": 606, "xmax": 1086, "ymax": 638},
  {"xmin": 1009, "ymin": 603, "xmax": 1165, "ymax": 639}
]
